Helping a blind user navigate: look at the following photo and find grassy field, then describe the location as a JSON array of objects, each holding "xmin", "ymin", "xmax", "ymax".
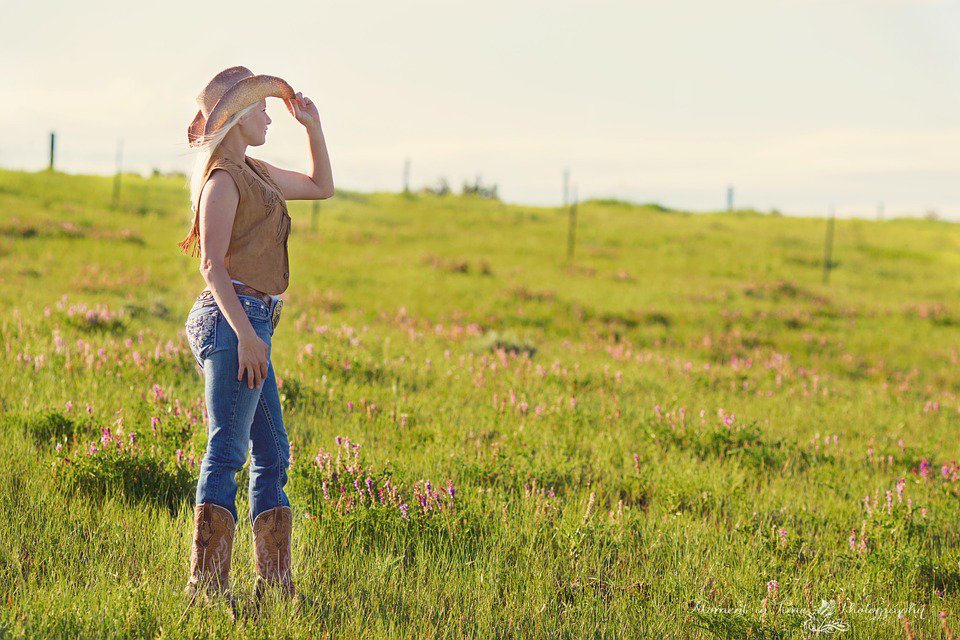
[{"xmin": 1, "ymin": 166, "xmax": 959, "ymax": 638}]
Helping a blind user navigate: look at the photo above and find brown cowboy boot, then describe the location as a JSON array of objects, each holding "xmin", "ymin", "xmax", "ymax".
[
  {"xmin": 184, "ymin": 503, "xmax": 236, "ymax": 606},
  {"xmin": 252, "ymin": 505, "xmax": 298, "ymax": 602}
]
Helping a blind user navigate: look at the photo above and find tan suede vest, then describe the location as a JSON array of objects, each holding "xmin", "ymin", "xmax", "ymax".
[{"xmin": 177, "ymin": 150, "xmax": 292, "ymax": 295}]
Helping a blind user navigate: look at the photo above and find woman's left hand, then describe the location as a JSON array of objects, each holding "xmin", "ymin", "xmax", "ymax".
[{"xmin": 285, "ymin": 91, "xmax": 321, "ymax": 129}]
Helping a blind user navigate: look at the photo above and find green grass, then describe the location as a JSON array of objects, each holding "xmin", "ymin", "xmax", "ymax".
[{"xmin": 1, "ymin": 166, "xmax": 959, "ymax": 638}]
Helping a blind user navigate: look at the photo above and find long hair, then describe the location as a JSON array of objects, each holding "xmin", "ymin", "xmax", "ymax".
[
  {"xmin": 177, "ymin": 102, "xmax": 259, "ymax": 257},
  {"xmin": 187, "ymin": 102, "xmax": 258, "ymax": 214}
]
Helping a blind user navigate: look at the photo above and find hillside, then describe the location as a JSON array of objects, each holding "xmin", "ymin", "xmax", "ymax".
[{"xmin": 1, "ymin": 166, "xmax": 959, "ymax": 637}]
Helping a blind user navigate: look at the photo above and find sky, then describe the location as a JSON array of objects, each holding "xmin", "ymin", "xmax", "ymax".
[{"xmin": 2, "ymin": 0, "xmax": 960, "ymax": 218}]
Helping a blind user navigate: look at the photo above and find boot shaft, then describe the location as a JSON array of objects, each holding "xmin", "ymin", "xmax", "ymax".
[
  {"xmin": 187, "ymin": 502, "xmax": 236, "ymax": 590},
  {"xmin": 252, "ymin": 505, "xmax": 296, "ymax": 596}
]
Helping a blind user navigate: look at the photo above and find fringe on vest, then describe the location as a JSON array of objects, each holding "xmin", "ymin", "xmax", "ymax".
[
  {"xmin": 177, "ymin": 211, "xmax": 202, "ymax": 258},
  {"xmin": 276, "ymin": 208, "xmax": 292, "ymax": 243},
  {"xmin": 176, "ymin": 157, "xmax": 289, "ymax": 259},
  {"xmin": 245, "ymin": 159, "xmax": 291, "ymax": 244}
]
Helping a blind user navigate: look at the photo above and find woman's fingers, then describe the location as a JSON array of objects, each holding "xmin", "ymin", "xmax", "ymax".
[{"xmin": 238, "ymin": 362, "xmax": 257, "ymax": 389}]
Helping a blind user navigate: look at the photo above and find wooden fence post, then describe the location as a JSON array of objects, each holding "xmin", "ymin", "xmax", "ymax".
[
  {"xmin": 111, "ymin": 138, "xmax": 123, "ymax": 209},
  {"xmin": 822, "ymin": 207, "xmax": 836, "ymax": 284},
  {"xmin": 566, "ymin": 185, "xmax": 579, "ymax": 263}
]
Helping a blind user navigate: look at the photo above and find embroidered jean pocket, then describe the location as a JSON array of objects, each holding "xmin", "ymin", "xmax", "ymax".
[{"xmin": 185, "ymin": 310, "xmax": 219, "ymax": 363}]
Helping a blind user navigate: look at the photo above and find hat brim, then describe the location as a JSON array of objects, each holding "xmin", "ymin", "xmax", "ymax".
[
  {"xmin": 188, "ymin": 75, "xmax": 295, "ymax": 148},
  {"xmin": 187, "ymin": 109, "xmax": 207, "ymax": 147}
]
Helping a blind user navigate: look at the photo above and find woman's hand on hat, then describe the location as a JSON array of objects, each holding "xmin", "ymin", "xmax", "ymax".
[{"xmin": 285, "ymin": 91, "xmax": 320, "ymax": 129}]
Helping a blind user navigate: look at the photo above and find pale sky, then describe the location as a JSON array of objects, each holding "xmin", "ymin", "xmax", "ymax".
[{"xmin": 2, "ymin": 0, "xmax": 960, "ymax": 218}]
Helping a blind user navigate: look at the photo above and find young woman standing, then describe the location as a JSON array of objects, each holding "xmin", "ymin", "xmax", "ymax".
[{"xmin": 178, "ymin": 65, "xmax": 333, "ymax": 608}]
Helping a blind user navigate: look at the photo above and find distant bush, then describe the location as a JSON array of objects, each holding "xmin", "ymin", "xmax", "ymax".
[
  {"xmin": 151, "ymin": 168, "xmax": 186, "ymax": 179},
  {"xmin": 461, "ymin": 177, "xmax": 499, "ymax": 200},
  {"xmin": 422, "ymin": 177, "xmax": 451, "ymax": 196}
]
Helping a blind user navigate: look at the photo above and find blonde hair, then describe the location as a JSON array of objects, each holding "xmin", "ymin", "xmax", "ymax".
[
  {"xmin": 177, "ymin": 102, "xmax": 259, "ymax": 257},
  {"xmin": 187, "ymin": 102, "xmax": 259, "ymax": 214}
]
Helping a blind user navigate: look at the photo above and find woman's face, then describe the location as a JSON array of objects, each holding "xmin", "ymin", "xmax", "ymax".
[{"xmin": 239, "ymin": 100, "xmax": 271, "ymax": 146}]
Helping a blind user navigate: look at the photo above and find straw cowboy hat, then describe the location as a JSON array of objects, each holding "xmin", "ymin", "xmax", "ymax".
[{"xmin": 188, "ymin": 66, "xmax": 296, "ymax": 147}]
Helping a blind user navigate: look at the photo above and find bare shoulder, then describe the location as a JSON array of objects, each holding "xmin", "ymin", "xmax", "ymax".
[
  {"xmin": 204, "ymin": 168, "xmax": 241, "ymax": 200},
  {"xmin": 199, "ymin": 168, "xmax": 241, "ymax": 215}
]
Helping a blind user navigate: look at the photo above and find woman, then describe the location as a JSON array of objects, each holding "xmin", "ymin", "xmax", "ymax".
[{"xmin": 178, "ymin": 65, "xmax": 333, "ymax": 608}]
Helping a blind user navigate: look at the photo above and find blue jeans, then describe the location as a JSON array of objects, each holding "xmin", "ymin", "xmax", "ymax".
[{"xmin": 184, "ymin": 291, "xmax": 290, "ymax": 525}]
